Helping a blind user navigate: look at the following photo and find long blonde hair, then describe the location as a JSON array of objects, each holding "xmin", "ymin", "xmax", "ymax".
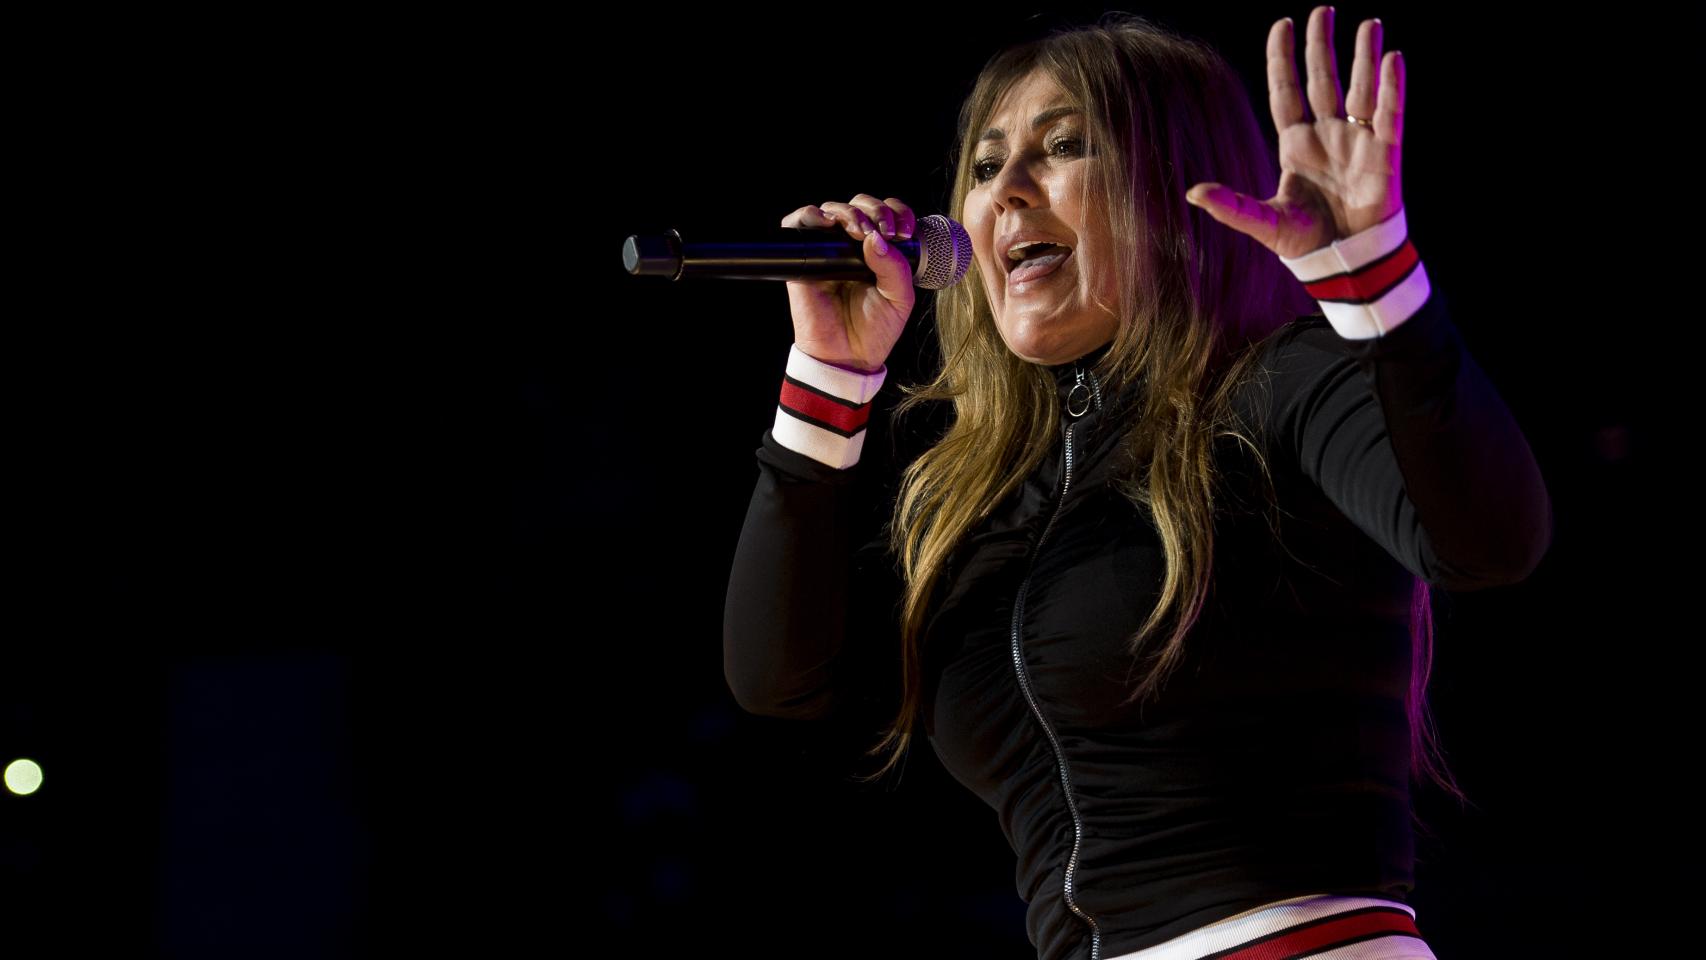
[{"xmin": 854, "ymin": 13, "xmax": 1469, "ymax": 820}]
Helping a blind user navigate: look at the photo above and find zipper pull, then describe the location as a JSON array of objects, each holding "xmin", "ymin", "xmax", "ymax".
[{"xmin": 1066, "ymin": 368, "xmax": 1092, "ymax": 418}]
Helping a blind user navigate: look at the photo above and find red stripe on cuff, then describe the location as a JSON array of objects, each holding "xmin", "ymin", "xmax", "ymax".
[
  {"xmin": 780, "ymin": 379, "xmax": 871, "ymax": 434},
  {"xmin": 1220, "ymin": 908, "xmax": 1422, "ymax": 960},
  {"xmin": 1301, "ymin": 239, "xmax": 1420, "ymax": 302}
]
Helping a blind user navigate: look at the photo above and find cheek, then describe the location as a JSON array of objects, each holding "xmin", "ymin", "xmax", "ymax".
[{"xmin": 984, "ymin": 265, "xmax": 1005, "ymax": 316}]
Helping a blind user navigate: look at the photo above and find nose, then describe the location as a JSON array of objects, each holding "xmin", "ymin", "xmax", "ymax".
[{"xmin": 989, "ymin": 159, "xmax": 1046, "ymax": 213}]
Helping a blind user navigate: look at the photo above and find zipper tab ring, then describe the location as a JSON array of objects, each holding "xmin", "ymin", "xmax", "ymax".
[{"xmin": 1066, "ymin": 370, "xmax": 1092, "ymax": 418}]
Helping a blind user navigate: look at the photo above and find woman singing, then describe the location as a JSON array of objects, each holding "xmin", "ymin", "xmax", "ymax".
[{"xmin": 724, "ymin": 9, "xmax": 1552, "ymax": 959}]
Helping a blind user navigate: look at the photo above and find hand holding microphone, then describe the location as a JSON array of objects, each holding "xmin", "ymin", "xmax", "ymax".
[
  {"xmin": 622, "ymin": 196, "xmax": 972, "ymax": 375},
  {"xmin": 782, "ymin": 195, "xmax": 919, "ymax": 376}
]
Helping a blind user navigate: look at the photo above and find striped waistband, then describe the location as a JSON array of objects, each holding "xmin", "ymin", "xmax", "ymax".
[{"xmin": 1102, "ymin": 894, "xmax": 1435, "ymax": 960}]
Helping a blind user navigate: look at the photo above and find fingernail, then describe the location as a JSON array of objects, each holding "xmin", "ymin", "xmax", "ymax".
[{"xmin": 873, "ymin": 231, "xmax": 888, "ymax": 255}]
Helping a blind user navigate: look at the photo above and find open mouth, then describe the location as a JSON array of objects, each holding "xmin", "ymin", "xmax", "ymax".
[{"xmin": 1007, "ymin": 246, "xmax": 1071, "ymax": 289}]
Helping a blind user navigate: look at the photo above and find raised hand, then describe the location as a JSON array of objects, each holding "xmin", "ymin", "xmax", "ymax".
[{"xmin": 1186, "ymin": 6, "xmax": 1405, "ymax": 259}]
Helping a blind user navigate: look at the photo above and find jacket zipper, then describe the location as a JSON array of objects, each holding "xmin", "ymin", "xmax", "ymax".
[{"xmin": 1009, "ymin": 362, "xmax": 1103, "ymax": 960}]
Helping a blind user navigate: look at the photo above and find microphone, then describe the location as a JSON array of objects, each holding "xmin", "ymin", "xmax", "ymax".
[{"xmin": 622, "ymin": 214, "xmax": 973, "ymax": 290}]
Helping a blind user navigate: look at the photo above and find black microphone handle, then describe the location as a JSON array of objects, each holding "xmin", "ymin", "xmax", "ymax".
[{"xmin": 623, "ymin": 225, "xmax": 919, "ymax": 283}]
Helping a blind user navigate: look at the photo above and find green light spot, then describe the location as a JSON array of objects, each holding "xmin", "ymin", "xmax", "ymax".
[{"xmin": 5, "ymin": 759, "xmax": 44, "ymax": 796}]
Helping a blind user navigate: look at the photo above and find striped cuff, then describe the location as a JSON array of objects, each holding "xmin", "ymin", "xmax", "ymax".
[
  {"xmin": 772, "ymin": 345, "xmax": 887, "ymax": 469},
  {"xmin": 1278, "ymin": 206, "xmax": 1431, "ymax": 340}
]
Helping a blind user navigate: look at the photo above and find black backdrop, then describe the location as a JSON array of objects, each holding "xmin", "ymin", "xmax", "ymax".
[{"xmin": 1, "ymin": 4, "xmax": 1680, "ymax": 957}]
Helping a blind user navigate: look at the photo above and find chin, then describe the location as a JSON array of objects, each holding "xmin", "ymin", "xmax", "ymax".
[{"xmin": 1000, "ymin": 337, "xmax": 1073, "ymax": 367}]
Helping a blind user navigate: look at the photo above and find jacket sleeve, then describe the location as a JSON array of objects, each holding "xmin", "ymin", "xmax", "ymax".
[
  {"xmin": 1267, "ymin": 207, "xmax": 1555, "ymax": 591},
  {"xmin": 722, "ymin": 346, "xmax": 906, "ymax": 722}
]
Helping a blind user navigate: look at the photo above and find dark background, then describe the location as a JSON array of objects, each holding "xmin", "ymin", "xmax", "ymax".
[{"xmin": 2, "ymin": 4, "xmax": 1680, "ymax": 957}]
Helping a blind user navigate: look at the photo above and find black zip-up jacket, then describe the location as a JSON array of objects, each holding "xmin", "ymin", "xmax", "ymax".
[{"xmin": 724, "ymin": 224, "xmax": 1553, "ymax": 959}]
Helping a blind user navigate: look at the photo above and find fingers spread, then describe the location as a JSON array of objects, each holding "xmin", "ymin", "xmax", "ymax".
[
  {"xmin": 1305, "ymin": 5, "xmax": 1345, "ymax": 123},
  {"xmin": 1267, "ymin": 17, "xmax": 1305, "ymax": 130},
  {"xmin": 1378, "ymin": 51, "xmax": 1405, "ymax": 146},
  {"xmin": 1345, "ymin": 18, "xmax": 1382, "ymax": 124}
]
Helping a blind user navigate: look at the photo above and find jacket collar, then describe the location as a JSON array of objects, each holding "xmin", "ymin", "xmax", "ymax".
[{"xmin": 1044, "ymin": 339, "xmax": 1117, "ymax": 414}]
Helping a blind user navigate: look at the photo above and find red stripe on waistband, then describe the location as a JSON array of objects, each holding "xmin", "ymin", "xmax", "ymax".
[{"xmin": 1209, "ymin": 906, "xmax": 1421, "ymax": 960}]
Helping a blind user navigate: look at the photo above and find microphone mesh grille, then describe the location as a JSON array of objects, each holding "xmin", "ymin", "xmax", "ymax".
[{"xmin": 915, "ymin": 215, "xmax": 973, "ymax": 290}]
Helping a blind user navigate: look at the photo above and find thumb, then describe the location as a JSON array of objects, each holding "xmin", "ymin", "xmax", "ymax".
[
  {"xmin": 864, "ymin": 229, "xmax": 914, "ymax": 306},
  {"xmin": 1186, "ymin": 183, "xmax": 1278, "ymax": 247}
]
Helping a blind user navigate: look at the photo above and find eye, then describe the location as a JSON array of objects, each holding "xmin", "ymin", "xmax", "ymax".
[{"xmin": 971, "ymin": 135, "xmax": 1085, "ymax": 184}]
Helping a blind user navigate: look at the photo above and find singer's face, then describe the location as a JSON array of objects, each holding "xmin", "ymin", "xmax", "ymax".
[{"xmin": 966, "ymin": 69, "xmax": 1121, "ymax": 367}]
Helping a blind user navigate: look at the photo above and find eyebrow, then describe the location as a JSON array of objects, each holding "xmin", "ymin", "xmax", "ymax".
[{"xmin": 979, "ymin": 105, "xmax": 1080, "ymax": 143}]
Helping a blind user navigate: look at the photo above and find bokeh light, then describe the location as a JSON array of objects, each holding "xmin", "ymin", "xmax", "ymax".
[{"xmin": 4, "ymin": 758, "xmax": 44, "ymax": 796}]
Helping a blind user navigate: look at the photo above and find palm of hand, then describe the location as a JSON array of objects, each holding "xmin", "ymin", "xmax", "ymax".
[{"xmin": 1187, "ymin": 7, "xmax": 1407, "ymax": 260}]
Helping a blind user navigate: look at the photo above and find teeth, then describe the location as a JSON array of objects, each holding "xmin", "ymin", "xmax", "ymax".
[{"xmin": 1008, "ymin": 240, "xmax": 1059, "ymax": 260}]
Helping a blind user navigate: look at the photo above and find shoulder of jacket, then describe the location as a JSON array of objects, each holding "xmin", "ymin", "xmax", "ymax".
[{"xmin": 1259, "ymin": 314, "xmax": 1351, "ymax": 361}]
